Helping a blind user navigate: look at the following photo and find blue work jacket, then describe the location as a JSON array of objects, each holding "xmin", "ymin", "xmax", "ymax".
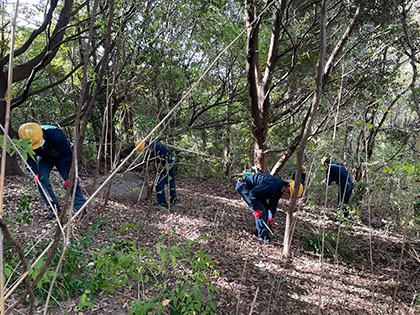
[
  {"xmin": 27, "ymin": 125, "xmax": 72, "ymax": 174},
  {"xmin": 326, "ymin": 163, "xmax": 353, "ymax": 188},
  {"xmin": 148, "ymin": 140, "xmax": 175, "ymax": 163},
  {"xmin": 240, "ymin": 173, "xmax": 287, "ymax": 215}
]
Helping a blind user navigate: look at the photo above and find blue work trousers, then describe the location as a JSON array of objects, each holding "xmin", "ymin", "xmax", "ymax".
[
  {"xmin": 338, "ymin": 181, "xmax": 354, "ymax": 215},
  {"xmin": 338, "ymin": 181, "xmax": 354, "ymax": 205},
  {"xmin": 37, "ymin": 156, "xmax": 86, "ymax": 210},
  {"xmin": 235, "ymin": 181, "xmax": 271, "ymax": 238},
  {"xmin": 156, "ymin": 161, "xmax": 177, "ymax": 205}
]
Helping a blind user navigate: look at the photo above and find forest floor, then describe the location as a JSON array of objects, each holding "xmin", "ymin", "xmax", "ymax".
[{"xmin": 3, "ymin": 173, "xmax": 420, "ymax": 314}]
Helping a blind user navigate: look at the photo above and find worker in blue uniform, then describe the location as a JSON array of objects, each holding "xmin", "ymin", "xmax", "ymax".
[
  {"xmin": 18, "ymin": 123, "xmax": 87, "ymax": 220},
  {"xmin": 291, "ymin": 165, "xmax": 307, "ymax": 186},
  {"xmin": 235, "ymin": 173, "xmax": 295, "ymax": 245},
  {"xmin": 135, "ymin": 139, "xmax": 177, "ymax": 207},
  {"xmin": 322, "ymin": 157, "xmax": 354, "ymax": 217}
]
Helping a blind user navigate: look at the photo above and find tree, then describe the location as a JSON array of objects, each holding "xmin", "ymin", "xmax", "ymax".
[{"xmin": 245, "ymin": 0, "xmax": 288, "ymax": 173}]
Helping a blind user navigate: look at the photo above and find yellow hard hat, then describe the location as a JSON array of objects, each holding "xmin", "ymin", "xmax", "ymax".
[
  {"xmin": 18, "ymin": 123, "xmax": 43, "ymax": 150},
  {"xmin": 321, "ymin": 156, "xmax": 330, "ymax": 166},
  {"xmin": 135, "ymin": 139, "xmax": 145, "ymax": 152},
  {"xmin": 301, "ymin": 165, "xmax": 307, "ymax": 174},
  {"xmin": 289, "ymin": 180, "xmax": 303, "ymax": 198}
]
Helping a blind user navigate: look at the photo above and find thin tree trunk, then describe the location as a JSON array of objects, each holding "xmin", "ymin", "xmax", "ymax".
[
  {"xmin": 245, "ymin": 1, "xmax": 286, "ymax": 173},
  {"xmin": 224, "ymin": 96, "xmax": 232, "ymax": 176},
  {"xmin": 283, "ymin": 0, "xmax": 328, "ymax": 258},
  {"xmin": 271, "ymin": 0, "xmax": 365, "ymax": 176}
]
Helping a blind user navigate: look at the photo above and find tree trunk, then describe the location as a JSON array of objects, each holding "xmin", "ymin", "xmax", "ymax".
[
  {"xmin": 245, "ymin": 4, "xmax": 265, "ymax": 172},
  {"xmin": 271, "ymin": 1, "xmax": 365, "ymax": 176},
  {"xmin": 0, "ymin": 72, "xmax": 22, "ymax": 176},
  {"xmin": 245, "ymin": 1, "xmax": 287, "ymax": 173},
  {"xmin": 283, "ymin": 0, "xmax": 328, "ymax": 258}
]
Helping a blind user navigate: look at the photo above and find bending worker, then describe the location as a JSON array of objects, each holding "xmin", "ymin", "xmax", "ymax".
[
  {"xmin": 18, "ymin": 123, "xmax": 87, "ymax": 220},
  {"xmin": 136, "ymin": 138, "xmax": 177, "ymax": 207},
  {"xmin": 235, "ymin": 173, "xmax": 301, "ymax": 245},
  {"xmin": 322, "ymin": 157, "xmax": 354, "ymax": 217}
]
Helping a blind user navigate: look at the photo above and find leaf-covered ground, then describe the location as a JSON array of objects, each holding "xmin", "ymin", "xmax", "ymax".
[{"xmin": 3, "ymin": 173, "xmax": 420, "ymax": 314}]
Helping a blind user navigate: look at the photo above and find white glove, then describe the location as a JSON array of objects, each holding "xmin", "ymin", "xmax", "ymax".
[{"xmin": 321, "ymin": 178, "xmax": 327, "ymax": 184}]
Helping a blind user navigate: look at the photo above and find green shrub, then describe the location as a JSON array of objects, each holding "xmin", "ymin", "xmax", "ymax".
[{"xmin": 79, "ymin": 238, "xmax": 219, "ymax": 314}]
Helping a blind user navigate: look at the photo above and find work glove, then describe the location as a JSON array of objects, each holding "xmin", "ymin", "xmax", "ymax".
[
  {"xmin": 253, "ymin": 209, "xmax": 261, "ymax": 219},
  {"xmin": 34, "ymin": 174, "xmax": 43, "ymax": 185},
  {"xmin": 64, "ymin": 179, "xmax": 75, "ymax": 189},
  {"xmin": 268, "ymin": 217, "xmax": 273, "ymax": 227}
]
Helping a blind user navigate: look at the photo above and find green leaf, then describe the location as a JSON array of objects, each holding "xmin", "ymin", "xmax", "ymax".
[{"xmin": 120, "ymin": 223, "xmax": 137, "ymax": 232}]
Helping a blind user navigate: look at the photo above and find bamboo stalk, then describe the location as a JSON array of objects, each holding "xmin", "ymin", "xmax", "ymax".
[{"xmin": 0, "ymin": 1, "xmax": 19, "ymax": 314}]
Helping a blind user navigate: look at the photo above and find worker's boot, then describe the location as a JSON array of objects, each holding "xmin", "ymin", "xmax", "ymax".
[
  {"xmin": 259, "ymin": 236, "xmax": 275, "ymax": 245},
  {"xmin": 46, "ymin": 204, "xmax": 61, "ymax": 220},
  {"xmin": 153, "ymin": 201, "xmax": 168, "ymax": 208}
]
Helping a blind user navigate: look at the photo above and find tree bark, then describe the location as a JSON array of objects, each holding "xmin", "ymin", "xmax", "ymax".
[
  {"xmin": 245, "ymin": 0, "xmax": 287, "ymax": 173},
  {"xmin": 283, "ymin": 0, "xmax": 328, "ymax": 258}
]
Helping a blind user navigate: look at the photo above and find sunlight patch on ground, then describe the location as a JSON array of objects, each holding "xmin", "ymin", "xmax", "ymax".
[
  {"xmin": 289, "ymin": 256, "xmax": 403, "ymax": 313},
  {"xmin": 213, "ymin": 276, "xmax": 251, "ymax": 298},
  {"xmin": 156, "ymin": 212, "xmax": 212, "ymax": 242},
  {"xmin": 177, "ymin": 187, "xmax": 242, "ymax": 208},
  {"xmin": 254, "ymin": 259, "xmax": 284, "ymax": 274}
]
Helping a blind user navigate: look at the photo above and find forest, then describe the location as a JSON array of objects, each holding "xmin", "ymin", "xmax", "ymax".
[{"xmin": 0, "ymin": 0, "xmax": 419, "ymax": 314}]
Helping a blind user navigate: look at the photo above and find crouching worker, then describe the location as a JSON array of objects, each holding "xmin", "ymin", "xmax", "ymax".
[
  {"xmin": 18, "ymin": 123, "xmax": 87, "ymax": 220},
  {"xmin": 135, "ymin": 138, "xmax": 177, "ymax": 208},
  {"xmin": 235, "ymin": 173, "xmax": 292, "ymax": 245}
]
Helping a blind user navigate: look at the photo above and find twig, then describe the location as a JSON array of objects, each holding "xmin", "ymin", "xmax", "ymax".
[
  {"xmin": 0, "ymin": 220, "xmax": 35, "ymax": 313},
  {"xmin": 249, "ymin": 287, "xmax": 259, "ymax": 315},
  {"xmin": 236, "ymin": 258, "xmax": 247, "ymax": 315}
]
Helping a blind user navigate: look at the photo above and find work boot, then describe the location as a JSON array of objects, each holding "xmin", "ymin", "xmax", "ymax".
[
  {"xmin": 153, "ymin": 201, "xmax": 168, "ymax": 208},
  {"xmin": 46, "ymin": 204, "xmax": 61, "ymax": 220},
  {"xmin": 259, "ymin": 236, "xmax": 275, "ymax": 245}
]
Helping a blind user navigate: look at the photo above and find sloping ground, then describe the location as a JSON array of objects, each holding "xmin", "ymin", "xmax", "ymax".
[{"xmin": 3, "ymin": 174, "xmax": 420, "ymax": 314}]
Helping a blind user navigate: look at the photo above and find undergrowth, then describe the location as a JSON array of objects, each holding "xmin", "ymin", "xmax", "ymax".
[
  {"xmin": 4, "ymin": 214, "xmax": 219, "ymax": 314},
  {"xmin": 302, "ymin": 223, "xmax": 359, "ymax": 260}
]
